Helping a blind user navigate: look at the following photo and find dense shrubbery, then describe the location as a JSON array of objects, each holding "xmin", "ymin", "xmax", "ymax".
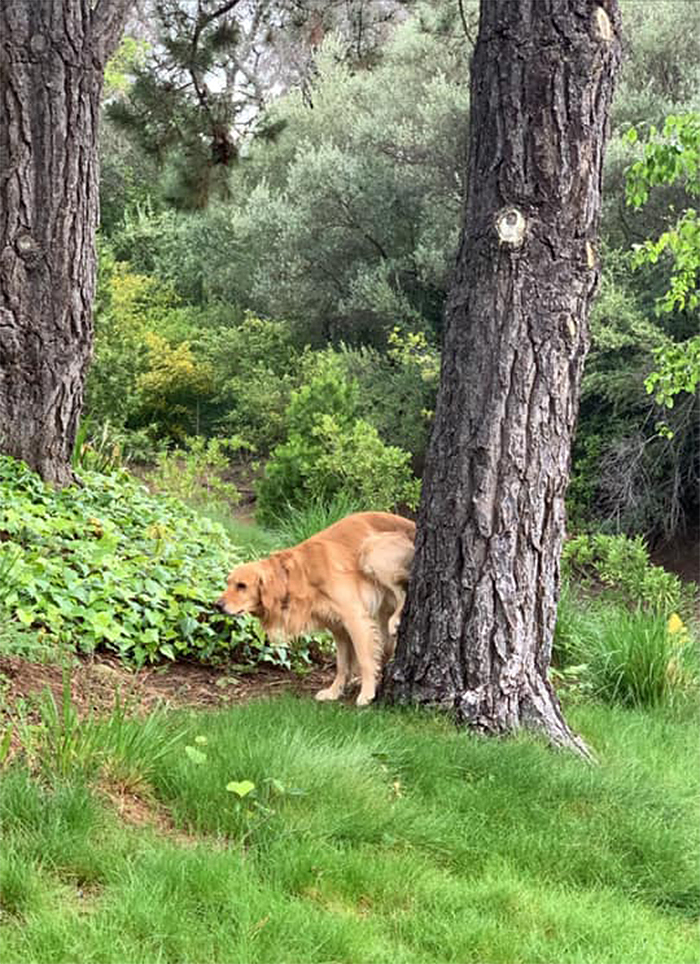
[
  {"xmin": 91, "ymin": 1, "xmax": 700, "ymax": 543},
  {"xmin": 561, "ymin": 532, "xmax": 690, "ymax": 614},
  {"xmin": 255, "ymin": 361, "xmax": 421, "ymax": 525},
  {"xmin": 0, "ymin": 456, "xmax": 289, "ymax": 667}
]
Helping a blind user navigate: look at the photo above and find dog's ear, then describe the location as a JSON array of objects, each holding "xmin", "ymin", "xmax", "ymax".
[{"xmin": 258, "ymin": 558, "xmax": 285, "ymax": 627}]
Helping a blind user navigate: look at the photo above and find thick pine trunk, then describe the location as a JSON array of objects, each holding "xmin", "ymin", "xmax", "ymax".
[
  {"xmin": 381, "ymin": 0, "xmax": 621, "ymax": 757},
  {"xmin": 0, "ymin": 0, "xmax": 130, "ymax": 485}
]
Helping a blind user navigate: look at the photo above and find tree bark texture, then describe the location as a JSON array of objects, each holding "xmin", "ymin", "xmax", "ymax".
[
  {"xmin": 0, "ymin": 0, "xmax": 131, "ymax": 485},
  {"xmin": 381, "ymin": 0, "xmax": 621, "ymax": 757}
]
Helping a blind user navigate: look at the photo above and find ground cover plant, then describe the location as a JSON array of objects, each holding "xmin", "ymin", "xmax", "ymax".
[
  {"xmin": 0, "ymin": 456, "xmax": 287, "ymax": 668},
  {"xmin": 0, "ymin": 693, "xmax": 698, "ymax": 964}
]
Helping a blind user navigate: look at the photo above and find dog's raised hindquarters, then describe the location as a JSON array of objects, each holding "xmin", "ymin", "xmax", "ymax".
[{"xmin": 215, "ymin": 511, "xmax": 415, "ymax": 706}]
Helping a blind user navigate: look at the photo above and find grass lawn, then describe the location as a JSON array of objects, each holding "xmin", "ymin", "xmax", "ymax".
[{"xmin": 0, "ymin": 693, "xmax": 698, "ymax": 964}]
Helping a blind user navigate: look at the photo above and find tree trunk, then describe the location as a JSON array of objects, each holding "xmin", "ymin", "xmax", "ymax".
[
  {"xmin": 0, "ymin": 0, "xmax": 131, "ymax": 485},
  {"xmin": 381, "ymin": 0, "xmax": 621, "ymax": 758}
]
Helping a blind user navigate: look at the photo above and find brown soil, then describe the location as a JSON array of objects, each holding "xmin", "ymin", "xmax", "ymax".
[
  {"xmin": 0, "ymin": 651, "xmax": 334, "ymax": 721},
  {"xmin": 649, "ymin": 529, "xmax": 700, "ymax": 585}
]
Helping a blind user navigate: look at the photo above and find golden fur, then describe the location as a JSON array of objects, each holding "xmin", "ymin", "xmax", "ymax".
[{"xmin": 216, "ymin": 511, "xmax": 415, "ymax": 705}]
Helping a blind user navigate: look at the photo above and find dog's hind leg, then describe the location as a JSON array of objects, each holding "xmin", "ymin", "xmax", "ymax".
[
  {"xmin": 315, "ymin": 627, "xmax": 353, "ymax": 702},
  {"xmin": 387, "ymin": 583, "xmax": 407, "ymax": 640}
]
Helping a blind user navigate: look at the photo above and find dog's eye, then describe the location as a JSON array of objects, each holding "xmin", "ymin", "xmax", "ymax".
[{"xmin": 236, "ymin": 581, "xmax": 247, "ymax": 591}]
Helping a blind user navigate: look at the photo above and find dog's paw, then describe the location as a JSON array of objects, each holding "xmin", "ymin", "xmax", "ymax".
[
  {"xmin": 355, "ymin": 692, "xmax": 375, "ymax": 707},
  {"xmin": 315, "ymin": 687, "xmax": 341, "ymax": 702}
]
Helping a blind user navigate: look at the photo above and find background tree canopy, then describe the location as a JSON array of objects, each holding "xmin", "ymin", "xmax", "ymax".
[{"xmin": 93, "ymin": 0, "xmax": 699, "ymax": 545}]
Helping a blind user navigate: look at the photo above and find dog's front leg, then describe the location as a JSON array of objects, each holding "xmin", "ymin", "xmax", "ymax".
[
  {"xmin": 315, "ymin": 628, "xmax": 352, "ymax": 702},
  {"xmin": 344, "ymin": 614, "xmax": 381, "ymax": 707}
]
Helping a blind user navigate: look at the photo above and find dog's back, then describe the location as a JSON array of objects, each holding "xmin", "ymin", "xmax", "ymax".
[{"xmin": 303, "ymin": 511, "xmax": 415, "ymax": 554}]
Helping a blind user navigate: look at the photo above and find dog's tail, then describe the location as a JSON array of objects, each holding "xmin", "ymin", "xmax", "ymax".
[{"xmin": 359, "ymin": 531, "xmax": 415, "ymax": 587}]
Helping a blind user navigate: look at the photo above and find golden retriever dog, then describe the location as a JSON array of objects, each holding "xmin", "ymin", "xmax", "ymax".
[{"xmin": 215, "ymin": 511, "xmax": 415, "ymax": 706}]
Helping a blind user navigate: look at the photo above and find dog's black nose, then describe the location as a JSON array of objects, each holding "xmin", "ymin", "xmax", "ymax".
[{"xmin": 214, "ymin": 598, "xmax": 227, "ymax": 613}]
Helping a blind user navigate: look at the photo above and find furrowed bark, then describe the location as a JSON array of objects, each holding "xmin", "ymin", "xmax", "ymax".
[
  {"xmin": 0, "ymin": 0, "xmax": 131, "ymax": 485},
  {"xmin": 381, "ymin": 0, "xmax": 621, "ymax": 759}
]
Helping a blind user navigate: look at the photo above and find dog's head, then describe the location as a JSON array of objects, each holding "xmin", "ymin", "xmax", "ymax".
[
  {"xmin": 215, "ymin": 561, "xmax": 266, "ymax": 618},
  {"xmin": 216, "ymin": 552, "xmax": 304, "ymax": 637}
]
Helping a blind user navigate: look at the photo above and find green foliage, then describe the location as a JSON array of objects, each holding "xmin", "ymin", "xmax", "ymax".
[
  {"xmin": 0, "ymin": 455, "xmax": 255, "ymax": 666},
  {"xmin": 87, "ymin": 252, "xmax": 232, "ymax": 441},
  {"xmin": 106, "ymin": 3, "xmax": 247, "ymax": 210},
  {"xmin": 125, "ymin": 17, "xmax": 470, "ymax": 340},
  {"xmin": 561, "ymin": 533, "xmax": 690, "ymax": 615},
  {"xmin": 645, "ymin": 337, "xmax": 700, "ymax": 412},
  {"xmin": 614, "ymin": 1, "xmax": 700, "ymax": 127},
  {"xmin": 86, "ymin": 255, "xmax": 183, "ymax": 431},
  {"xmin": 308, "ymin": 329, "xmax": 439, "ymax": 469},
  {"xmin": 136, "ymin": 333, "xmax": 215, "ymax": 439},
  {"xmin": 100, "ymin": 37, "xmax": 160, "ymax": 236},
  {"xmin": 202, "ymin": 312, "xmax": 302, "ymax": 453},
  {"xmin": 72, "ymin": 420, "xmax": 166, "ymax": 474},
  {"xmin": 625, "ymin": 113, "xmax": 700, "ymax": 431},
  {"xmin": 104, "ymin": 36, "xmax": 149, "ymax": 100},
  {"xmin": 571, "ymin": 248, "xmax": 699, "ymax": 540},
  {"xmin": 627, "ymin": 113, "xmax": 700, "ymax": 313},
  {"xmin": 313, "ymin": 414, "xmax": 421, "ymax": 505},
  {"xmin": 146, "ymin": 436, "xmax": 246, "ymax": 512},
  {"xmin": 554, "ymin": 597, "xmax": 697, "ymax": 710},
  {"xmin": 255, "ymin": 363, "xmax": 420, "ymax": 525}
]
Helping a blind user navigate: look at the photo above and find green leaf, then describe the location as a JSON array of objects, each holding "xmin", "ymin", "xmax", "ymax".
[
  {"xmin": 226, "ymin": 780, "xmax": 256, "ymax": 798},
  {"xmin": 184, "ymin": 745, "xmax": 207, "ymax": 765},
  {"xmin": 15, "ymin": 608, "xmax": 35, "ymax": 627}
]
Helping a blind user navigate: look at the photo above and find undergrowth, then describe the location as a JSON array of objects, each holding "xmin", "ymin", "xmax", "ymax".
[{"xmin": 0, "ymin": 456, "xmax": 299, "ymax": 669}]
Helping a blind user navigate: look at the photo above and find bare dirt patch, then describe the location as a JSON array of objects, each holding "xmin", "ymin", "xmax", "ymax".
[{"xmin": 0, "ymin": 651, "xmax": 334, "ymax": 720}]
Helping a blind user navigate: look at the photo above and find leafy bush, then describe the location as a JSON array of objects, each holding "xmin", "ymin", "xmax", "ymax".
[
  {"xmin": 304, "ymin": 330, "xmax": 439, "ymax": 471},
  {"xmin": 146, "ymin": 436, "xmax": 246, "ymax": 512},
  {"xmin": 202, "ymin": 313, "xmax": 302, "ymax": 453},
  {"xmin": 255, "ymin": 363, "xmax": 420, "ymax": 525},
  {"xmin": 86, "ymin": 255, "xmax": 182, "ymax": 431},
  {"xmin": 561, "ymin": 532, "xmax": 691, "ymax": 614},
  {"xmin": 0, "ymin": 456, "xmax": 261, "ymax": 666},
  {"xmin": 136, "ymin": 333, "xmax": 215, "ymax": 439}
]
